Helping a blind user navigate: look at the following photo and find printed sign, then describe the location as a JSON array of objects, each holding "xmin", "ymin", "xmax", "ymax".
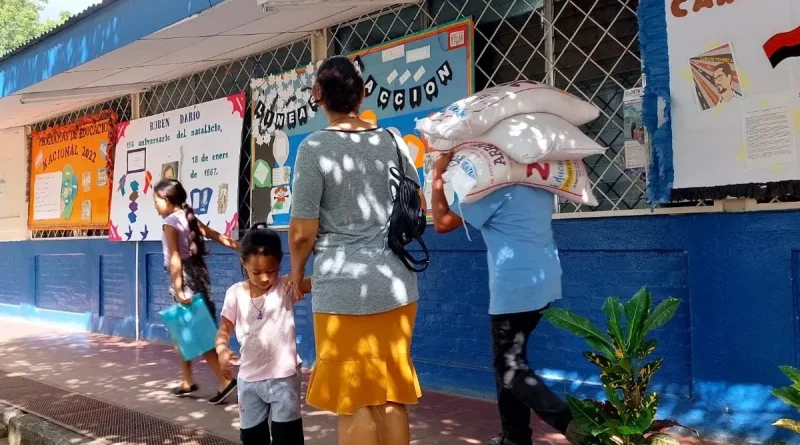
[
  {"xmin": 109, "ymin": 94, "xmax": 245, "ymax": 241},
  {"xmin": 251, "ymin": 18, "xmax": 473, "ymax": 227},
  {"xmin": 664, "ymin": 0, "xmax": 800, "ymax": 190},
  {"xmin": 28, "ymin": 112, "xmax": 117, "ymax": 229},
  {"xmin": 623, "ymin": 87, "xmax": 648, "ymax": 172}
]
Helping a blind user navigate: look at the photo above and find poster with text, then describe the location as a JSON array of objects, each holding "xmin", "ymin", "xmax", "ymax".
[
  {"xmin": 28, "ymin": 112, "xmax": 117, "ymax": 230},
  {"xmin": 109, "ymin": 93, "xmax": 245, "ymax": 241},
  {"xmin": 251, "ymin": 18, "xmax": 473, "ymax": 228},
  {"xmin": 666, "ymin": 0, "xmax": 800, "ymax": 190},
  {"xmin": 623, "ymin": 87, "xmax": 648, "ymax": 173}
]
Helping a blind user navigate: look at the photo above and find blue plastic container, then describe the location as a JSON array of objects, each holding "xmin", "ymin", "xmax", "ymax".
[{"xmin": 159, "ymin": 294, "xmax": 217, "ymax": 361}]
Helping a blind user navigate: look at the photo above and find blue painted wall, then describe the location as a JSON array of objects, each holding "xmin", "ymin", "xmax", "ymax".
[
  {"xmin": 0, "ymin": 240, "xmax": 136, "ymax": 334},
  {"xmin": 1, "ymin": 210, "xmax": 797, "ymax": 443}
]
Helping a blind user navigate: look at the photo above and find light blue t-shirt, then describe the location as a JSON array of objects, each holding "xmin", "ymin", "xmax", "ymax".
[{"xmin": 453, "ymin": 185, "xmax": 562, "ymax": 315}]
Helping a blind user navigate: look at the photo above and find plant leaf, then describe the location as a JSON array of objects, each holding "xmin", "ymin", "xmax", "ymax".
[
  {"xmin": 585, "ymin": 351, "xmax": 613, "ymax": 369},
  {"xmin": 647, "ymin": 419, "xmax": 698, "ymax": 435},
  {"xmin": 591, "ymin": 419, "xmax": 619, "ymax": 437},
  {"xmin": 773, "ymin": 386, "xmax": 800, "ymax": 409},
  {"xmin": 638, "ymin": 358, "xmax": 665, "ymax": 390},
  {"xmin": 624, "ymin": 287, "xmax": 651, "ymax": 353},
  {"xmin": 780, "ymin": 365, "xmax": 800, "ymax": 385},
  {"xmin": 643, "ymin": 298, "xmax": 680, "ymax": 336},
  {"xmin": 603, "ymin": 297, "xmax": 626, "ymax": 349},
  {"xmin": 544, "ymin": 309, "xmax": 615, "ymax": 357},
  {"xmin": 600, "ymin": 368, "xmax": 629, "ymax": 389},
  {"xmin": 578, "ymin": 435, "xmax": 616, "ymax": 445},
  {"xmin": 586, "ymin": 338, "xmax": 617, "ymax": 360},
  {"xmin": 635, "ymin": 339, "xmax": 657, "ymax": 360},
  {"xmin": 609, "ymin": 333, "xmax": 626, "ymax": 360},
  {"xmin": 590, "ymin": 400, "xmax": 621, "ymax": 420},
  {"xmin": 642, "ymin": 392, "xmax": 659, "ymax": 411},
  {"xmin": 604, "ymin": 386, "xmax": 622, "ymax": 412},
  {"xmin": 567, "ymin": 395, "xmax": 609, "ymax": 435},
  {"xmin": 618, "ymin": 406, "xmax": 656, "ymax": 436},
  {"xmin": 774, "ymin": 418, "xmax": 800, "ymax": 434}
]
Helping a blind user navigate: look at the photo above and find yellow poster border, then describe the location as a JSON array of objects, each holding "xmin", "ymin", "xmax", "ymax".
[{"xmin": 28, "ymin": 111, "xmax": 118, "ymax": 231}]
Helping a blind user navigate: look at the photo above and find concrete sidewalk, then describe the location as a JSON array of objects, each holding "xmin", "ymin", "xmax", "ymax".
[
  {"xmin": 0, "ymin": 318, "xmax": 725, "ymax": 445},
  {"xmin": 0, "ymin": 318, "xmax": 566, "ymax": 445}
]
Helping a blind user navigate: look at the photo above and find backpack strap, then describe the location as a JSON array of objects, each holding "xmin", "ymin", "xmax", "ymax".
[
  {"xmin": 398, "ymin": 238, "xmax": 430, "ymax": 272},
  {"xmin": 385, "ymin": 129, "xmax": 407, "ymax": 176},
  {"xmin": 385, "ymin": 129, "xmax": 430, "ymax": 273}
]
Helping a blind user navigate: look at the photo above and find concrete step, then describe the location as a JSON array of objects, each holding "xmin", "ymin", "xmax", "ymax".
[{"xmin": 0, "ymin": 406, "xmax": 96, "ymax": 445}]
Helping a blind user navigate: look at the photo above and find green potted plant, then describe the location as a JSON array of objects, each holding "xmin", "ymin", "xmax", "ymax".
[
  {"xmin": 542, "ymin": 287, "xmax": 694, "ymax": 445},
  {"xmin": 772, "ymin": 365, "xmax": 800, "ymax": 437}
]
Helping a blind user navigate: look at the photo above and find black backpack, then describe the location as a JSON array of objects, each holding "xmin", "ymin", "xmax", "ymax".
[{"xmin": 387, "ymin": 131, "xmax": 430, "ymax": 273}]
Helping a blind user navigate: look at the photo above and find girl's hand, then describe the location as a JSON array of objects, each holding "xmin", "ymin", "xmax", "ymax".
[
  {"xmin": 218, "ymin": 348, "xmax": 234, "ymax": 370},
  {"xmin": 283, "ymin": 272, "xmax": 304, "ymax": 302},
  {"xmin": 175, "ymin": 290, "xmax": 192, "ymax": 305}
]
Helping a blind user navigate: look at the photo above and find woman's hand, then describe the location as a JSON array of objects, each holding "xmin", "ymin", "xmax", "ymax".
[{"xmin": 433, "ymin": 151, "xmax": 454, "ymax": 177}]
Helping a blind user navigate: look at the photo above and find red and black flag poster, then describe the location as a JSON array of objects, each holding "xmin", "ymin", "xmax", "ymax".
[{"xmin": 764, "ymin": 25, "xmax": 800, "ymax": 68}]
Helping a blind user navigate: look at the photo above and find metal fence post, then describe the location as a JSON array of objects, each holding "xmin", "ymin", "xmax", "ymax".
[{"xmin": 130, "ymin": 92, "xmax": 141, "ymax": 341}]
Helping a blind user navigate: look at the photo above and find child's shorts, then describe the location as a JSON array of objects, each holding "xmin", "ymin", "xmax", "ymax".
[{"xmin": 238, "ymin": 371, "xmax": 302, "ymax": 430}]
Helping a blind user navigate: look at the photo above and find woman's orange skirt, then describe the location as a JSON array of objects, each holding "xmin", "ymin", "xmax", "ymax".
[{"xmin": 306, "ymin": 302, "xmax": 422, "ymax": 415}]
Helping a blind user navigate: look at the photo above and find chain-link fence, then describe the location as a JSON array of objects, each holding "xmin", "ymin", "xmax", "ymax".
[
  {"xmin": 28, "ymin": 0, "xmax": 663, "ymax": 239},
  {"xmin": 331, "ymin": 0, "xmax": 646, "ymax": 212},
  {"xmin": 27, "ymin": 40, "xmax": 311, "ymax": 239},
  {"xmin": 139, "ymin": 39, "xmax": 312, "ymax": 234}
]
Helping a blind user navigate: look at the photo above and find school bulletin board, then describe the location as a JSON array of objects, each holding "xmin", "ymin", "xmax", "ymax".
[
  {"xmin": 250, "ymin": 18, "xmax": 474, "ymax": 228},
  {"xmin": 108, "ymin": 94, "xmax": 245, "ymax": 241},
  {"xmin": 28, "ymin": 112, "xmax": 117, "ymax": 230},
  {"xmin": 661, "ymin": 0, "xmax": 800, "ymax": 195}
]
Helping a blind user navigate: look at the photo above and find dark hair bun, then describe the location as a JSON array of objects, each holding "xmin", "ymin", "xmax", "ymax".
[
  {"xmin": 315, "ymin": 56, "xmax": 364, "ymax": 114},
  {"xmin": 240, "ymin": 223, "xmax": 283, "ymax": 262}
]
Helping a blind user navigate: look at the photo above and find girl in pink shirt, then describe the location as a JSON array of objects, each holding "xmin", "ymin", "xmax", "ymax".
[
  {"xmin": 154, "ymin": 179, "xmax": 238, "ymax": 404},
  {"xmin": 216, "ymin": 223, "xmax": 311, "ymax": 445}
]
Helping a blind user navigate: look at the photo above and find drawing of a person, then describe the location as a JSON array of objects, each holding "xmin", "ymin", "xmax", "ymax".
[
  {"xmin": 713, "ymin": 63, "xmax": 741, "ymax": 104},
  {"xmin": 423, "ymin": 152, "xmax": 435, "ymax": 176},
  {"xmin": 273, "ymin": 186, "xmax": 289, "ymax": 210},
  {"xmin": 218, "ymin": 184, "xmax": 229, "ymax": 214}
]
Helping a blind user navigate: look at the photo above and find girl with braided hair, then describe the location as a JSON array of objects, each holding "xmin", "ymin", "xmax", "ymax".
[{"xmin": 153, "ymin": 179, "xmax": 239, "ymax": 404}]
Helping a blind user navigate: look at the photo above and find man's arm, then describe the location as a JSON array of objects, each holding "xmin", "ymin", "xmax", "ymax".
[{"xmin": 431, "ymin": 152, "xmax": 463, "ymax": 234}]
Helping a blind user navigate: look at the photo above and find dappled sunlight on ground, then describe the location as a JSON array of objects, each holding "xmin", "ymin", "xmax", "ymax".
[{"xmin": 0, "ymin": 317, "xmax": 641, "ymax": 444}]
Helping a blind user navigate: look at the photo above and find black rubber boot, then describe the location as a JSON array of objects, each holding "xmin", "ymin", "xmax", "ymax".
[
  {"xmin": 270, "ymin": 418, "xmax": 304, "ymax": 445},
  {"xmin": 240, "ymin": 418, "xmax": 271, "ymax": 445}
]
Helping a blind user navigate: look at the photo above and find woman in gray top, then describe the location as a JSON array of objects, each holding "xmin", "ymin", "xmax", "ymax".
[{"xmin": 287, "ymin": 56, "xmax": 423, "ymax": 445}]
